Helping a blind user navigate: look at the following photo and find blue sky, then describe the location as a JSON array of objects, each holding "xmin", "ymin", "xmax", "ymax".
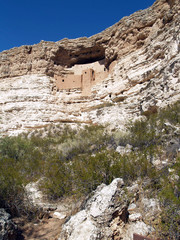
[{"xmin": 0, "ymin": 0, "xmax": 155, "ymax": 52}]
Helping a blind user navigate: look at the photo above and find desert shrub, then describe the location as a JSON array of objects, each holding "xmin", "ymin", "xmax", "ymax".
[
  {"xmin": 0, "ymin": 136, "xmax": 44, "ymax": 214},
  {"xmin": 41, "ymin": 150, "xmax": 117, "ymax": 198},
  {"xmin": 57, "ymin": 125, "xmax": 111, "ymax": 160},
  {"xmin": 0, "ymin": 136, "xmax": 33, "ymax": 161},
  {"xmin": 112, "ymin": 130, "xmax": 129, "ymax": 147},
  {"xmin": 71, "ymin": 150, "xmax": 116, "ymax": 195},
  {"xmin": 158, "ymin": 101, "xmax": 180, "ymax": 125},
  {"xmin": 41, "ymin": 156, "xmax": 72, "ymax": 199},
  {"xmin": 0, "ymin": 125, "xmax": 160, "ymax": 205},
  {"xmin": 158, "ymin": 156, "xmax": 180, "ymax": 240},
  {"xmin": 111, "ymin": 147, "xmax": 158, "ymax": 184},
  {"xmin": 0, "ymin": 136, "xmax": 44, "ymax": 180},
  {"xmin": 0, "ymin": 100, "xmax": 179, "ymax": 221},
  {"xmin": 127, "ymin": 116, "xmax": 159, "ymax": 149},
  {"xmin": 125, "ymin": 101, "xmax": 180, "ymax": 151},
  {"xmin": 0, "ymin": 156, "xmax": 27, "ymax": 215},
  {"xmin": 71, "ymin": 147, "xmax": 158, "ymax": 196}
]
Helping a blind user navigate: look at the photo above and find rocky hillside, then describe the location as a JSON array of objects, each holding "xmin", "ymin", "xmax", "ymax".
[
  {"xmin": 0, "ymin": 1, "xmax": 180, "ymax": 239},
  {"xmin": 0, "ymin": 0, "xmax": 179, "ymax": 136}
]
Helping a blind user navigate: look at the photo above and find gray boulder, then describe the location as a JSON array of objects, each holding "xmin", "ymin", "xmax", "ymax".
[{"xmin": 58, "ymin": 178, "xmax": 124, "ymax": 240}]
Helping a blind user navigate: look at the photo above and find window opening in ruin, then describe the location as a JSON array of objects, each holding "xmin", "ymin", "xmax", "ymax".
[
  {"xmin": 109, "ymin": 94, "xmax": 111, "ymax": 98},
  {"xmin": 62, "ymin": 79, "xmax": 64, "ymax": 82},
  {"xmin": 92, "ymin": 70, "xmax": 95, "ymax": 81},
  {"xmin": 105, "ymin": 85, "xmax": 107, "ymax": 88}
]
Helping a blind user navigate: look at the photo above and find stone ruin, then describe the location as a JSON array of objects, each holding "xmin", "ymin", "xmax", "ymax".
[{"xmin": 54, "ymin": 59, "xmax": 116, "ymax": 96}]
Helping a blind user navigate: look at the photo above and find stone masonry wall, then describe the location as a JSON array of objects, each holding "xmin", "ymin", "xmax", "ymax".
[
  {"xmin": 54, "ymin": 74, "xmax": 82, "ymax": 90},
  {"xmin": 54, "ymin": 60, "xmax": 111, "ymax": 95}
]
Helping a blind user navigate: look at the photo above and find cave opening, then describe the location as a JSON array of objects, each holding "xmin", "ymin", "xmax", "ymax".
[
  {"xmin": 52, "ymin": 46, "xmax": 106, "ymax": 68},
  {"xmin": 75, "ymin": 55, "xmax": 105, "ymax": 65}
]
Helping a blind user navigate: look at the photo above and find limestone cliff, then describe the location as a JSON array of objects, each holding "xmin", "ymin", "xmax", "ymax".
[{"xmin": 0, "ymin": 0, "xmax": 180, "ymax": 135}]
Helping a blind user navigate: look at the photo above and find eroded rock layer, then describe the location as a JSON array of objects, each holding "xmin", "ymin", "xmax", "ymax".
[{"xmin": 0, "ymin": 0, "xmax": 180, "ymax": 135}]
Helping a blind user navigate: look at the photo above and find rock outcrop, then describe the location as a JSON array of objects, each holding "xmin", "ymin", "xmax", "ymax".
[
  {"xmin": 59, "ymin": 179, "xmax": 124, "ymax": 240},
  {"xmin": 58, "ymin": 179, "xmax": 160, "ymax": 240},
  {"xmin": 0, "ymin": 209, "xmax": 18, "ymax": 240},
  {"xmin": 0, "ymin": 0, "xmax": 179, "ymax": 136}
]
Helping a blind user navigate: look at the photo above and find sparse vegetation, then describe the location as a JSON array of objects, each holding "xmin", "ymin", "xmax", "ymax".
[{"xmin": 0, "ymin": 101, "xmax": 179, "ymax": 238}]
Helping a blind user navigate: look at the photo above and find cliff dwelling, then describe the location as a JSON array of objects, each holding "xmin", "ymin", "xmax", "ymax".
[{"xmin": 54, "ymin": 59, "xmax": 115, "ymax": 96}]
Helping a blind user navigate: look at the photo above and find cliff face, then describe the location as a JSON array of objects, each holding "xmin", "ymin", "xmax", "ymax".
[
  {"xmin": 0, "ymin": 0, "xmax": 178, "ymax": 78},
  {"xmin": 0, "ymin": 0, "xmax": 180, "ymax": 135}
]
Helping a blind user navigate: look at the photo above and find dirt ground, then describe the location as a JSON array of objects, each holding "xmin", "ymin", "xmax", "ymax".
[
  {"xmin": 13, "ymin": 194, "xmax": 86, "ymax": 239},
  {"xmin": 14, "ymin": 215, "xmax": 66, "ymax": 240}
]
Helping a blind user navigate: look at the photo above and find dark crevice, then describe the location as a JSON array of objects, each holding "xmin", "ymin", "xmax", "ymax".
[{"xmin": 75, "ymin": 56, "xmax": 105, "ymax": 65}]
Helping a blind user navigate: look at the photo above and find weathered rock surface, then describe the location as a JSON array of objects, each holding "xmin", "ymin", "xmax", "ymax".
[
  {"xmin": 59, "ymin": 179, "xmax": 124, "ymax": 240},
  {"xmin": 25, "ymin": 179, "xmax": 86, "ymax": 230},
  {"xmin": 0, "ymin": 0, "xmax": 179, "ymax": 137},
  {"xmin": 58, "ymin": 178, "xmax": 160, "ymax": 240},
  {"xmin": 0, "ymin": 209, "xmax": 18, "ymax": 240}
]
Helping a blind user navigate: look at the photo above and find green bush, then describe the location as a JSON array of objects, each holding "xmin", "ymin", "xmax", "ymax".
[
  {"xmin": 0, "ymin": 157, "xmax": 33, "ymax": 216},
  {"xmin": 41, "ymin": 156, "xmax": 72, "ymax": 199},
  {"xmin": 71, "ymin": 151, "xmax": 116, "ymax": 195},
  {"xmin": 127, "ymin": 116, "xmax": 159, "ymax": 148},
  {"xmin": 159, "ymin": 101, "xmax": 180, "ymax": 125},
  {"xmin": 158, "ymin": 156, "xmax": 180, "ymax": 239},
  {"xmin": 0, "ymin": 136, "xmax": 44, "ymax": 214}
]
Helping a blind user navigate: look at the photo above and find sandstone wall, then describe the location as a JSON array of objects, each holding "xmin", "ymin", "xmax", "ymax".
[
  {"xmin": 54, "ymin": 60, "xmax": 110, "ymax": 95},
  {"xmin": 82, "ymin": 69, "xmax": 94, "ymax": 96},
  {"xmin": 71, "ymin": 59, "xmax": 106, "ymax": 75},
  {"xmin": 55, "ymin": 74, "xmax": 82, "ymax": 90}
]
